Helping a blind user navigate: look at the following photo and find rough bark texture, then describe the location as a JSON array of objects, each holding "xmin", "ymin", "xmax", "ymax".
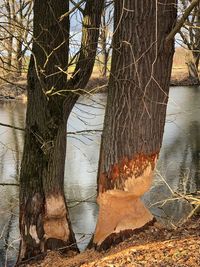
[
  {"xmin": 17, "ymin": 1, "xmax": 77, "ymax": 263},
  {"xmin": 99, "ymin": 6, "xmax": 110, "ymax": 77},
  {"xmin": 17, "ymin": 0, "xmax": 104, "ymax": 264},
  {"xmin": 67, "ymin": 0, "xmax": 104, "ymax": 90},
  {"xmin": 93, "ymin": 0, "xmax": 177, "ymax": 249}
]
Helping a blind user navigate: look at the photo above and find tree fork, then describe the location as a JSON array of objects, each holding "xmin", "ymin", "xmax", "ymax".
[{"xmin": 17, "ymin": 0, "xmax": 104, "ymax": 263}]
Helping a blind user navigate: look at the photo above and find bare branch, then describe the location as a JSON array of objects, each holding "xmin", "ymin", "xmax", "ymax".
[
  {"xmin": 0, "ymin": 122, "xmax": 102, "ymax": 135},
  {"xmin": 0, "ymin": 76, "xmax": 26, "ymax": 90},
  {"xmin": 0, "ymin": 122, "xmax": 24, "ymax": 131},
  {"xmin": 70, "ymin": 0, "xmax": 84, "ymax": 13},
  {"xmin": 0, "ymin": 183, "xmax": 19, "ymax": 186},
  {"xmin": 59, "ymin": 0, "xmax": 85, "ymax": 21},
  {"xmin": 166, "ymin": 0, "xmax": 200, "ymax": 42}
]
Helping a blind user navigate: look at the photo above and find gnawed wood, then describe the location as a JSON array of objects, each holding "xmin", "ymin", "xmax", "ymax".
[
  {"xmin": 98, "ymin": 154, "xmax": 157, "ymax": 193},
  {"xmin": 94, "ymin": 190, "xmax": 153, "ymax": 246},
  {"xmin": 94, "ymin": 219, "xmax": 156, "ymax": 251},
  {"xmin": 30, "ymin": 225, "xmax": 40, "ymax": 244},
  {"xmin": 93, "ymin": 161, "xmax": 156, "ymax": 246},
  {"xmin": 44, "ymin": 195, "xmax": 70, "ymax": 241},
  {"xmin": 124, "ymin": 159, "xmax": 156, "ymax": 197}
]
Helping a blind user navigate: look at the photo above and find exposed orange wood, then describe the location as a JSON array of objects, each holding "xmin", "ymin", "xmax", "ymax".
[
  {"xmin": 94, "ymin": 156, "xmax": 157, "ymax": 246},
  {"xmin": 94, "ymin": 190, "xmax": 153, "ymax": 245},
  {"xmin": 99, "ymin": 153, "xmax": 158, "ymax": 193}
]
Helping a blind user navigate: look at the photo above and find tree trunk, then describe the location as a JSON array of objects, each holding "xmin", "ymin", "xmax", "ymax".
[
  {"xmin": 15, "ymin": 39, "xmax": 23, "ymax": 76},
  {"xmin": 15, "ymin": 1, "xmax": 23, "ymax": 77},
  {"xmin": 186, "ymin": 52, "xmax": 199, "ymax": 83},
  {"xmin": 7, "ymin": 35, "xmax": 13, "ymax": 72},
  {"xmin": 92, "ymin": 0, "xmax": 177, "ymax": 250},
  {"xmin": 17, "ymin": 0, "xmax": 77, "ymax": 263},
  {"xmin": 17, "ymin": 0, "xmax": 104, "ymax": 264},
  {"xmin": 99, "ymin": 8, "xmax": 109, "ymax": 77}
]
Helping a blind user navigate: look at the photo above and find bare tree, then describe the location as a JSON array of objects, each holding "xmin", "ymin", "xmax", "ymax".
[{"xmin": 17, "ymin": 0, "xmax": 104, "ymax": 264}]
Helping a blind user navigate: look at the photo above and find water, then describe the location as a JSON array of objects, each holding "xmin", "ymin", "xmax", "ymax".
[{"xmin": 0, "ymin": 86, "xmax": 200, "ymax": 266}]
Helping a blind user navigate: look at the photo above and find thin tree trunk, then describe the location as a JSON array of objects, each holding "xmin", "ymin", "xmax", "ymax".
[
  {"xmin": 5, "ymin": 0, "xmax": 13, "ymax": 72},
  {"xmin": 15, "ymin": 1, "xmax": 23, "ymax": 77},
  {"xmin": 99, "ymin": 9, "xmax": 109, "ymax": 77},
  {"xmin": 186, "ymin": 52, "xmax": 199, "ymax": 83},
  {"xmin": 16, "ymin": 39, "xmax": 23, "ymax": 76},
  {"xmin": 92, "ymin": 0, "xmax": 177, "ymax": 250},
  {"xmin": 193, "ymin": 52, "xmax": 200, "ymax": 72}
]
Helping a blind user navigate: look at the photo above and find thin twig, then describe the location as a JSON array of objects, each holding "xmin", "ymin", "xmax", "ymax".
[
  {"xmin": 0, "ymin": 76, "xmax": 26, "ymax": 90},
  {"xmin": 0, "ymin": 122, "xmax": 102, "ymax": 135},
  {"xmin": 0, "ymin": 122, "xmax": 24, "ymax": 131},
  {"xmin": 0, "ymin": 183, "xmax": 19, "ymax": 186}
]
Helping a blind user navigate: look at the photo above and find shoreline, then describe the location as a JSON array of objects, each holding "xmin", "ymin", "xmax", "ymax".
[{"xmin": 0, "ymin": 77, "xmax": 199, "ymax": 101}]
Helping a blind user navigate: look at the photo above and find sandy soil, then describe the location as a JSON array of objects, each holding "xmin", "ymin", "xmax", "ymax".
[{"xmin": 24, "ymin": 215, "xmax": 200, "ymax": 267}]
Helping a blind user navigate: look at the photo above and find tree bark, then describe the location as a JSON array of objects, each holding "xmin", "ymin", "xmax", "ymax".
[
  {"xmin": 92, "ymin": 0, "xmax": 177, "ymax": 250},
  {"xmin": 67, "ymin": 0, "xmax": 104, "ymax": 90},
  {"xmin": 99, "ymin": 7, "xmax": 109, "ymax": 77},
  {"xmin": 17, "ymin": 1, "xmax": 78, "ymax": 263},
  {"xmin": 17, "ymin": 0, "xmax": 104, "ymax": 264}
]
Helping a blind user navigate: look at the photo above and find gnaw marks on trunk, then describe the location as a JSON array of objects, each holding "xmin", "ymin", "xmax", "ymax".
[{"xmin": 94, "ymin": 155, "xmax": 157, "ymax": 250}]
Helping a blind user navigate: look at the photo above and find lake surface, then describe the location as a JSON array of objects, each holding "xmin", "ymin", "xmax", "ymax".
[{"xmin": 0, "ymin": 86, "xmax": 200, "ymax": 266}]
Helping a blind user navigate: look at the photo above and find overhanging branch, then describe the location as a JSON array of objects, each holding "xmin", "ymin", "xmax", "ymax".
[{"xmin": 166, "ymin": 0, "xmax": 200, "ymax": 42}]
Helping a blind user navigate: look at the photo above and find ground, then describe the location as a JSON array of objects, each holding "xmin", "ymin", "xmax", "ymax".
[{"xmin": 24, "ymin": 215, "xmax": 200, "ymax": 267}]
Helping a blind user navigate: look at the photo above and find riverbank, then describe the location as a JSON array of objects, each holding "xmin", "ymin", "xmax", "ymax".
[
  {"xmin": 0, "ymin": 76, "xmax": 27, "ymax": 101},
  {"xmin": 0, "ymin": 74, "xmax": 199, "ymax": 101},
  {"xmin": 25, "ymin": 215, "xmax": 200, "ymax": 267}
]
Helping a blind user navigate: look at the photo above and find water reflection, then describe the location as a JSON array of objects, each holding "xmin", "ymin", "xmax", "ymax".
[
  {"xmin": 0, "ymin": 101, "xmax": 25, "ymax": 266},
  {"xmin": 145, "ymin": 86, "xmax": 200, "ymax": 225},
  {"xmin": 0, "ymin": 87, "xmax": 200, "ymax": 266}
]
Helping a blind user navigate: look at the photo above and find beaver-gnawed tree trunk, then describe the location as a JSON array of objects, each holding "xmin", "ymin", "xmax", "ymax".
[
  {"xmin": 92, "ymin": 0, "xmax": 177, "ymax": 250},
  {"xmin": 17, "ymin": 0, "xmax": 104, "ymax": 264}
]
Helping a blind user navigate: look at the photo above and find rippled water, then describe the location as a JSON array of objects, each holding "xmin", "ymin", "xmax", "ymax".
[{"xmin": 0, "ymin": 86, "xmax": 200, "ymax": 266}]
